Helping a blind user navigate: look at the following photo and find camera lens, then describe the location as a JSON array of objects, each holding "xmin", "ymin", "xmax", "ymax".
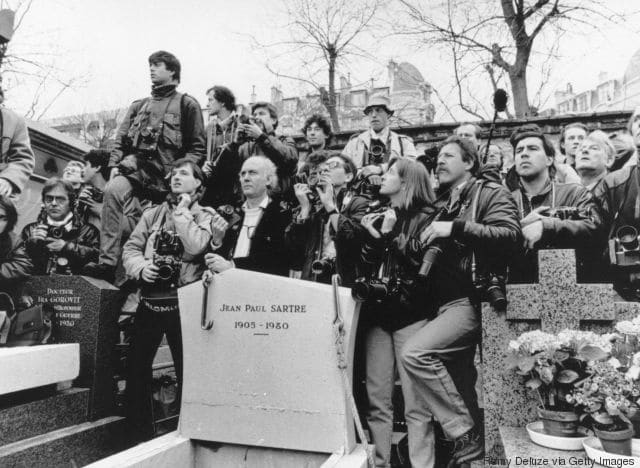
[
  {"xmin": 352, "ymin": 279, "xmax": 371, "ymax": 302},
  {"xmin": 486, "ymin": 284, "xmax": 507, "ymax": 312},
  {"xmin": 618, "ymin": 225, "xmax": 640, "ymax": 251},
  {"xmin": 157, "ymin": 263, "xmax": 175, "ymax": 282}
]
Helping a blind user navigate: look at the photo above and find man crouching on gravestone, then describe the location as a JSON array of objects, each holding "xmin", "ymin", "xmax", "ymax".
[
  {"xmin": 401, "ymin": 136, "xmax": 520, "ymax": 467},
  {"xmin": 21, "ymin": 178, "xmax": 99, "ymax": 275},
  {"xmin": 204, "ymin": 156, "xmax": 291, "ymax": 277},
  {"xmin": 122, "ymin": 158, "xmax": 213, "ymax": 442},
  {"xmin": 506, "ymin": 124, "xmax": 605, "ymax": 284}
]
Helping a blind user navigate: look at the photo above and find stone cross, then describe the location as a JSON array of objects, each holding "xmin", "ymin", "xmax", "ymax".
[{"xmin": 482, "ymin": 249, "xmax": 640, "ymax": 459}]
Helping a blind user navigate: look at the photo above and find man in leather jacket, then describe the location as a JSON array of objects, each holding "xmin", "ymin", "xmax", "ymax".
[
  {"xmin": 84, "ymin": 51, "xmax": 205, "ymax": 283},
  {"xmin": 21, "ymin": 179, "xmax": 99, "ymax": 275},
  {"xmin": 506, "ymin": 124, "xmax": 604, "ymax": 284},
  {"xmin": 402, "ymin": 136, "xmax": 520, "ymax": 466}
]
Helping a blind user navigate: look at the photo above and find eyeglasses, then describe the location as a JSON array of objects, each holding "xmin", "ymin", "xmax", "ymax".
[{"xmin": 44, "ymin": 195, "xmax": 69, "ymax": 205}]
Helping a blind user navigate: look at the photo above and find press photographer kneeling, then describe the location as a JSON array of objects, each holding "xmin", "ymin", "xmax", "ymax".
[
  {"xmin": 21, "ymin": 178, "xmax": 99, "ymax": 275},
  {"xmin": 122, "ymin": 158, "xmax": 213, "ymax": 442}
]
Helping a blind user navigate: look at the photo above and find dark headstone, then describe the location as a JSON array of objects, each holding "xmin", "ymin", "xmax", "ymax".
[
  {"xmin": 482, "ymin": 250, "xmax": 640, "ymax": 458},
  {"xmin": 23, "ymin": 275, "xmax": 120, "ymax": 420}
]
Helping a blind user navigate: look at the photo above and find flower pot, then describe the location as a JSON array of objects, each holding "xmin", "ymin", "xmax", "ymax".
[
  {"xmin": 629, "ymin": 412, "xmax": 640, "ymax": 439},
  {"xmin": 537, "ymin": 407, "xmax": 579, "ymax": 437},
  {"xmin": 594, "ymin": 425, "xmax": 634, "ymax": 456}
]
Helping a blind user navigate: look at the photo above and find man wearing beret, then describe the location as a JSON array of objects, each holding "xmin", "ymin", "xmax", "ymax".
[{"xmin": 342, "ymin": 93, "xmax": 417, "ymax": 177}]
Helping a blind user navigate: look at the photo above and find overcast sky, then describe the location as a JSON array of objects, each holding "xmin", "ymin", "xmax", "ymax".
[{"xmin": 3, "ymin": 0, "xmax": 640, "ymax": 122}]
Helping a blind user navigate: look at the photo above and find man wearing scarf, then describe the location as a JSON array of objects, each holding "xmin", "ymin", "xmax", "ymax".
[
  {"xmin": 84, "ymin": 50, "xmax": 205, "ymax": 283},
  {"xmin": 21, "ymin": 178, "xmax": 99, "ymax": 275}
]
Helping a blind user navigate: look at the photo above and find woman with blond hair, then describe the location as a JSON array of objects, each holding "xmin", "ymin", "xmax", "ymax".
[{"xmin": 357, "ymin": 158, "xmax": 437, "ymax": 467}]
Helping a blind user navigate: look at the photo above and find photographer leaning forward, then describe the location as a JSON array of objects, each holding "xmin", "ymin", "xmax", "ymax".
[
  {"xmin": 121, "ymin": 159, "xmax": 213, "ymax": 443},
  {"xmin": 353, "ymin": 158, "xmax": 436, "ymax": 468},
  {"xmin": 402, "ymin": 136, "xmax": 520, "ymax": 466},
  {"xmin": 341, "ymin": 94, "xmax": 417, "ymax": 178},
  {"xmin": 21, "ymin": 179, "xmax": 99, "ymax": 275},
  {"xmin": 204, "ymin": 102, "xmax": 298, "ymax": 209},
  {"xmin": 83, "ymin": 51, "xmax": 206, "ymax": 284}
]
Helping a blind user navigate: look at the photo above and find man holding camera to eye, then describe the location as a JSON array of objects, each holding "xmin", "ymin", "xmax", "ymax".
[
  {"xmin": 506, "ymin": 124, "xmax": 604, "ymax": 284},
  {"xmin": 210, "ymin": 102, "xmax": 298, "ymax": 209},
  {"xmin": 21, "ymin": 178, "xmax": 99, "ymax": 275},
  {"xmin": 77, "ymin": 149, "xmax": 109, "ymax": 229},
  {"xmin": 84, "ymin": 51, "xmax": 206, "ymax": 284},
  {"xmin": 391, "ymin": 136, "xmax": 519, "ymax": 466},
  {"xmin": 342, "ymin": 94, "xmax": 417, "ymax": 178},
  {"xmin": 205, "ymin": 156, "xmax": 291, "ymax": 277},
  {"xmin": 121, "ymin": 158, "xmax": 213, "ymax": 443},
  {"xmin": 286, "ymin": 151, "xmax": 368, "ymax": 285}
]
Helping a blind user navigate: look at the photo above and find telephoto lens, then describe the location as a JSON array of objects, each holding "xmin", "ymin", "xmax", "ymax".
[{"xmin": 418, "ymin": 243, "xmax": 443, "ymax": 279}]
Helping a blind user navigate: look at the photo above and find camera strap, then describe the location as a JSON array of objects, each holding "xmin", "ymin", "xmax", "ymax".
[{"xmin": 607, "ymin": 165, "xmax": 639, "ymax": 240}]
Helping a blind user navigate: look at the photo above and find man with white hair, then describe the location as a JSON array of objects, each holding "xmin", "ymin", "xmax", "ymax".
[
  {"xmin": 205, "ymin": 156, "xmax": 291, "ymax": 276},
  {"xmin": 575, "ymin": 130, "xmax": 615, "ymax": 192}
]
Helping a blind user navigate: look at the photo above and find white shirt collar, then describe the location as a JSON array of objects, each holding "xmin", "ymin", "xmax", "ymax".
[{"xmin": 242, "ymin": 195, "xmax": 270, "ymax": 211}]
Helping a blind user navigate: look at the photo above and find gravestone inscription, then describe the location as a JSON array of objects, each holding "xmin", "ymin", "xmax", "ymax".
[
  {"xmin": 24, "ymin": 275, "xmax": 120, "ymax": 420},
  {"xmin": 177, "ymin": 269, "xmax": 360, "ymax": 455}
]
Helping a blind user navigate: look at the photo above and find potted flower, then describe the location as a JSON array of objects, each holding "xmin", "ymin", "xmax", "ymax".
[
  {"xmin": 567, "ymin": 359, "xmax": 640, "ymax": 456},
  {"xmin": 507, "ymin": 329, "xmax": 611, "ymax": 437}
]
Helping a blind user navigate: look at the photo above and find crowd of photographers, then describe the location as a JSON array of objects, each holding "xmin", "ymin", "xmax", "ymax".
[{"xmin": 3, "ymin": 49, "xmax": 640, "ymax": 466}]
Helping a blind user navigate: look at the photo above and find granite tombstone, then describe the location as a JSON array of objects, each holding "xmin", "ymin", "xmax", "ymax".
[
  {"xmin": 482, "ymin": 249, "xmax": 640, "ymax": 460},
  {"xmin": 23, "ymin": 275, "xmax": 120, "ymax": 419}
]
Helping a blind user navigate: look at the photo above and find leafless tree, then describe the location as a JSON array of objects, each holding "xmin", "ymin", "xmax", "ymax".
[
  {"xmin": 255, "ymin": 0, "xmax": 383, "ymax": 131},
  {"xmin": 66, "ymin": 108, "xmax": 125, "ymax": 150},
  {"xmin": 395, "ymin": 0, "xmax": 629, "ymax": 118},
  {"xmin": 0, "ymin": 0, "xmax": 87, "ymax": 118}
]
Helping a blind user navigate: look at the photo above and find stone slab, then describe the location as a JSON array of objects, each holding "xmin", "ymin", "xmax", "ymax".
[
  {"xmin": 0, "ymin": 387, "xmax": 89, "ymax": 444},
  {"xmin": 24, "ymin": 275, "xmax": 120, "ymax": 419},
  {"xmin": 177, "ymin": 269, "xmax": 360, "ymax": 455},
  {"xmin": 0, "ymin": 415, "xmax": 127, "ymax": 468},
  {"xmin": 0, "ymin": 344, "xmax": 79, "ymax": 395},
  {"xmin": 499, "ymin": 426, "xmax": 589, "ymax": 465}
]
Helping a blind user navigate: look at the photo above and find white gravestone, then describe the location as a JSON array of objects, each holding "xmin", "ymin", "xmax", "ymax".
[
  {"xmin": 178, "ymin": 269, "xmax": 360, "ymax": 455},
  {"xmin": 0, "ymin": 344, "xmax": 79, "ymax": 395}
]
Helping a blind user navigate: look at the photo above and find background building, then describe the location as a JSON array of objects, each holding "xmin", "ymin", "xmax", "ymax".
[
  {"xmin": 553, "ymin": 47, "xmax": 640, "ymax": 114},
  {"xmin": 272, "ymin": 60, "xmax": 436, "ymax": 135}
]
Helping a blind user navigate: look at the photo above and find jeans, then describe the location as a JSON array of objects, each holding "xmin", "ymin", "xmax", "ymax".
[
  {"xmin": 365, "ymin": 319, "xmax": 434, "ymax": 468},
  {"xmin": 400, "ymin": 298, "xmax": 480, "ymax": 445},
  {"xmin": 99, "ymin": 175, "xmax": 144, "ymax": 267},
  {"xmin": 125, "ymin": 299, "xmax": 183, "ymax": 442}
]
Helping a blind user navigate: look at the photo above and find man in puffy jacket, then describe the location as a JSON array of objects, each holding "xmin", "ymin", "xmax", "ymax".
[{"xmin": 122, "ymin": 158, "xmax": 212, "ymax": 442}]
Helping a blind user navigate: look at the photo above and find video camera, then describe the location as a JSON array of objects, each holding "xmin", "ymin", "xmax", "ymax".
[{"xmin": 152, "ymin": 228, "xmax": 183, "ymax": 288}]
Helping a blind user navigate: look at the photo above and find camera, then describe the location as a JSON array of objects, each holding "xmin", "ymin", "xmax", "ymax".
[
  {"xmin": 353, "ymin": 174, "xmax": 382, "ymax": 199},
  {"xmin": 417, "ymin": 242, "xmax": 444, "ymax": 280},
  {"xmin": 368, "ymin": 139, "xmax": 387, "ymax": 165},
  {"xmin": 311, "ymin": 257, "xmax": 335, "ymax": 276},
  {"xmin": 47, "ymin": 225, "xmax": 64, "ymax": 239},
  {"xmin": 294, "ymin": 173, "xmax": 326, "ymax": 205},
  {"xmin": 352, "ymin": 277, "xmax": 396, "ymax": 302},
  {"xmin": 474, "ymin": 273, "xmax": 507, "ymax": 311},
  {"xmin": 152, "ymin": 228, "xmax": 183, "ymax": 287},
  {"xmin": 134, "ymin": 125, "xmax": 161, "ymax": 152},
  {"xmin": 610, "ymin": 225, "xmax": 640, "ymax": 267},
  {"xmin": 77, "ymin": 186, "xmax": 104, "ymax": 218},
  {"xmin": 542, "ymin": 206, "xmax": 591, "ymax": 221}
]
